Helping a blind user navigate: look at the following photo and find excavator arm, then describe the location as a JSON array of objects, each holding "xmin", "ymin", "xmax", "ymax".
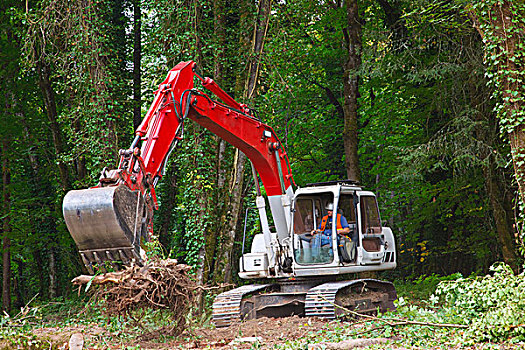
[{"xmin": 63, "ymin": 61, "xmax": 294, "ymax": 272}]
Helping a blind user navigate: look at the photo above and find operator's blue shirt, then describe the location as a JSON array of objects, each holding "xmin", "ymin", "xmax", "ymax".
[{"xmin": 313, "ymin": 214, "xmax": 349, "ymax": 247}]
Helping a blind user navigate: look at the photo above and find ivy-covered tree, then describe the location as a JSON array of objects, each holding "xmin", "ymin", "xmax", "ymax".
[{"xmin": 469, "ymin": 1, "xmax": 525, "ymax": 254}]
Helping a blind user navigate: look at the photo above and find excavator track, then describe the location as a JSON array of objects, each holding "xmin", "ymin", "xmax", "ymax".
[
  {"xmin": 305, "ymin": 279, "xmax": 397, "ymax": 319},
  {"xmin": 212, "ymin": 279, "xmax": 396, "ymax": 327},
  {"xmin": 212, "ymin": 284, "xmax": 273, "ymax": 328}
]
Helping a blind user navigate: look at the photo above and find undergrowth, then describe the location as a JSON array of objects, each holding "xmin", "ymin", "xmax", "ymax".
[
  {"xmin": 434, "ymin": 262, "xmax": 525, "ymax": 344},
  {"xmin": 276, "ymin": 264, "xmax": 525, "ymax": 349},
  {"xmin": 0, "ymin": 296, "xmax": 184, "ymax": 349},
  {"xmin": 1, "ymin": 263, "xmax": 524, "ymax": 349}
]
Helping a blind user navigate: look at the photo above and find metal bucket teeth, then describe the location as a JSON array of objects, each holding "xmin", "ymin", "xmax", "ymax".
[{"xmin": 63, "ymin": 185, "xmax": 145, "ymax": 272}]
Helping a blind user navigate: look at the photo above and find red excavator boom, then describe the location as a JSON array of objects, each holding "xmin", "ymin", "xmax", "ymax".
[{"xmin": 63, "ymin": 61, "xmax": 294, "ymax": 272}]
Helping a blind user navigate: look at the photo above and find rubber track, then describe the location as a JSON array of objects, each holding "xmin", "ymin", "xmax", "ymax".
[
  {"xmin": 304, "ymin": 279, "xmax": 390, "ymax": 319},
  {"xmin": 212, "ymin": 284, "xmax": 271, "ymax": 328}
]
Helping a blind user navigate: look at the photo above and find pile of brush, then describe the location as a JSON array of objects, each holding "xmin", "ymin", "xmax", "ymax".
[{"xmin": 72, "ymin": 258, "xmax": 196, "ymax": 336}]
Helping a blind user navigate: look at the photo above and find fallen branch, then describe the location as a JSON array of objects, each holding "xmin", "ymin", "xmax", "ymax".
[
  {"xmin": 72, "ymin": 272, "xmax": 125, "ymax": 286},
  {"xmin": 318, "ymin": 294, "xmax": 468, "ymax": 329}
]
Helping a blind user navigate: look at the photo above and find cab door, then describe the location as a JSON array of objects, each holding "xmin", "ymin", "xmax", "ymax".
[
  {"xmin": 292, "ymin": 194, "xmax": 336, "ymax": 265},
  {"xmin": 358, "ymin": 194, "xmax": 386, "ymax": 264}
]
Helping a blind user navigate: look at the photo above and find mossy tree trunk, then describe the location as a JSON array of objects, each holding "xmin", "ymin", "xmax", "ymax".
[
  {"xmin": 1, "ymin": 142, "xmax": 10, "ymax": 312},
  {"xmin": 471, "ymin": 2, "xmax": 525, "ymax": 208},
  {"xmin": 213, "ymin": 0, "xmax": 272, "ymax": 285}
]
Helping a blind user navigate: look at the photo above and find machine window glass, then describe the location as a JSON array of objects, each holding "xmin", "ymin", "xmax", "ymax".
[
  {"xmin": 338, "ymin": 194, "xmax": 357, "ymax": 240},
  {"xmin": 293, "ymin": 194, "xmax": 334, "ymax": 265},
  {"xmin": 314, "ymin": 199, "xmax": 322, "ymax": 228},
  {"xmin": 338, "ymin": 194, "xmax": 356, "ymax": 222},
  {"xmin": 360, "ymin": 196, "xmax": 382, "ymax": 234},
  {"xmin": 293, "ymin": 198, "xmax": 313, "ymax": 233}
]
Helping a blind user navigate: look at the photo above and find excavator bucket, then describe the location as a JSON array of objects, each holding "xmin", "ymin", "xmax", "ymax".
[{"xmin": 63, "ymin": 185, "xmax": 145, "ymax": 273}]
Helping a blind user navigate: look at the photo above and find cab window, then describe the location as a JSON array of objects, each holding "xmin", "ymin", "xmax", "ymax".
[
  {"xmin": 338, "ymin": 194, "xmax": 357, "ymax": 239},
  {"xmin": 293, "ymin": 195, "xmax": 333, "ymax": 265},
  {"xmin": 360, "ymin": 196, "xmax": 382, "ymax": 234}
]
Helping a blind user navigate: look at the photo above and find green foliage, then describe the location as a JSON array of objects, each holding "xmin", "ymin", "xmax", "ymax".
[
  {"xmin": 260, "ymin": 0, "xmax": 514, "ymax": 281},
  {"xmin": 395, "ymin": 272, "xmax": 463, "ymax": 301},
  {"xmin": 0, "ymin": 297, "xmax": 187, "ymax": 348},
  {"xmin": 272, "ymin": 268, "xmax": 525, "ymax": 348},
  {"xmin": 435, "ymin": 262, "xmax": 525, "ymax": 343},
  {"xmin": 262, "ymin": 0, "xmax": 348, "ymax": 184},
  {"xmin": 469, "ymin": 0, "xmax": 525, "ymax": 135},
  {"xmin": 24, "ymin": 0, "xmax": 133, "ymax": 181},
  {"xmin": 170, "ymin": 130, "xmax": 214, "ymax": 267},
  {"xmin": 468, "ymin": 0, "xmax": 525, "ymax": 251}
]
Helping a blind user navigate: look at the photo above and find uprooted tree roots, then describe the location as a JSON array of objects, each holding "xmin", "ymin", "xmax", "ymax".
[{"xmin": 72, "ymin": 258, "xmax": 197, "ymax": 336}]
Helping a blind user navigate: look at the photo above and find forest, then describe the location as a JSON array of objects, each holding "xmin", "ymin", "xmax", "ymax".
[{"xmin": 0, "ymin": 0, "xmax": 525, "ymax": 348}]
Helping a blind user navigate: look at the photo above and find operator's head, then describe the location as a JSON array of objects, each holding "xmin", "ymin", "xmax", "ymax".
[{"xmin": 325, "ymin": 202, "xmax": 334, "ymax": 216}]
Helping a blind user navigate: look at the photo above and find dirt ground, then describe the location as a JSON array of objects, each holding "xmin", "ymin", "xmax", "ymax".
[
  {"xmin": 30, "ymin": 316, "xmax": 366, "ymax": 349},
  {"xmin": 28, "ymin": 316, "xmax": 523, "ymax": 349},
  {"xmin": 162, "ymin": 316, "xmax": 342, "ymax": 349}
]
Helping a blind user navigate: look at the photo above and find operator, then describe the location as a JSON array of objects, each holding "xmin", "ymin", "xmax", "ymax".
[{"xmin": 311, "ymin": 203, "xmax": 351, "ymax": 248}]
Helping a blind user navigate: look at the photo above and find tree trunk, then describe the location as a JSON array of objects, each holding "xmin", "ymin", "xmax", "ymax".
[
  {"xmin": 213, "ymin": 150, "xmax": 247, "ymax": 283},
  {"xmin": 510, "ymin": 127, "xmax": 525, "ymax": 205},
  {"xmin": 233, "ymin": 0, "xmax": 256, "ymax": 97},
  {"xmin": 470, "ymin": 2, "xmax": 525, "ymax": 205},
  {"xmin": 133, "ymin": 0, "xmax": 142, "ymax": 130},
  {"xmin": 342, "ymin": 0, "xmax": 362, "ymax": 182},
  {"xmin": 202, "ymin": 138, "xmax": 227, "ymax": 282},
  {"xmin": 484, "ymin": 165, "xmax": 518, "ymax": 270},
  {"xmin": 244, "ymin": 0, "xmax": 272, "ymax": 100},
  {"xmin": 467, "ymin": 64, "xmax": 519, "ymax": 272},
  {"xmin": 213, "ymin": 0, "xmax": 272, "ymax": 285},
  {"xmin": 198, "ymin": 0, "xmax": 229, "ymax": 288},
  {"xmin": 1, "ymin": 143, "xmax": 11, "ymax": 313},
  {"xmin": 37, "ymin": 60, "xmax": 69, "ymax": 191},
  {"xmin": 48, "ymin": 248, "xmax": 57, "ymax": 299},
  {"xmin": 1, "ymin": 236, "xmax": 9, "ymax": 313}
]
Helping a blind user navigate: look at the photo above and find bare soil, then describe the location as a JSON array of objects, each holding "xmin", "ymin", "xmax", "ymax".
[
  {"xmin": 28, "ymin": 316, "xmax": 522, "ymax": 349},
  {"xmin": 31, "ymin": 316, "xmax": 351, "ymax": 349},
  {"xmin": 166, "ymin": 316, "xmax": 339, "ymax": 349}
]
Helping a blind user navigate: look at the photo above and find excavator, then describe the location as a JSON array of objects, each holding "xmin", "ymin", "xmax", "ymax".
[{"xmin": 63, "ymin": 61, "xmax": 397, "ymax": 327}]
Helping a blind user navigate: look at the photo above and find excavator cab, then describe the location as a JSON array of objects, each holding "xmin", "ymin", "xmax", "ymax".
[
  {"xmin": 292, "ymin": 193, "xmax": 335, "ymax": 264},
  {"xmin": 227, "ymin": 181, "xmax": 397, "ymax": 327},
  {"xmin": 293, "ymin": 190, "xmax": 362, "ymax": 265},
  {"xmin": 239, "ymin": 180, "xmax": 396, "ymax": 279},
  {"xmin": 290, "ymin": 181, "xmax": 394, "ymax": 273}
]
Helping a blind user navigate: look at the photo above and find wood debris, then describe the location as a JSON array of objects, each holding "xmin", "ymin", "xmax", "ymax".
[{"xmin": 72, "ymin": 258, "xmax": 196, "ymax": 336}]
